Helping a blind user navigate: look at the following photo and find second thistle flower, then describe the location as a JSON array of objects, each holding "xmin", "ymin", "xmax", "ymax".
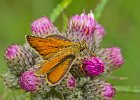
[
  {"xmin": 82, "ymin": 57, "xmax": 105, "ymax": 77},
  {"xmin": 31, "ymin": 17, "xmax": 59, "ymax": 37},
  {"xmin": 67, "ymin": 12, "xmax": 105, "ymax": 50}
]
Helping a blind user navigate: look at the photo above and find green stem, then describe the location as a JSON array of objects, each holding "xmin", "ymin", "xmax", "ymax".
[
  {"xmin": 0, "ymin": 74, "xmax": 3, "ymax": 79},
  {"xmin": 50, "ymin": 0, "xmax": 73, "ymax": 22},
  {"xmin": 62, "ymin": 13, "xmax": 68, "ymax": 32},
  {"xmin": 94, "ymin": 0, "xmax": 109, "ymax": 20},
  {"xmin": 115, "ymin": 86, "xmax": 140, "ymax": 93}
]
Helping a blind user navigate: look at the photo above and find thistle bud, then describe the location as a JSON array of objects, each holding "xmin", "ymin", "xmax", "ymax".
[
  {"xmin": 5, "ymin": 45, "xmax": 35, "ymax": 75},
  {"xmin": 107, "ymin": 47, "xmax": 124, "ymax": 67},
  {"xmin": 82, "ymin": 57, "xmax": 105, "ymax": 77},
  {"xmin": 5, "ymin": 45, "xmax": 20, "ymax": 60},
  {"xmin": 31, "ymin": 17, "xmax": 59, "ymax": 37},
  {"xmin": 67, "ymin": 75, "xmax": 77, "ymax": 89},
  {"xmin": 19, "ymin": 71, "xmax": 40, "ymax": 92},
  {"xmin": 102, "ymin": 84, "xmax": 116, "ymax": 100},
  {"xmin": 98, "ymin": 47, "xmax": 124, "ymax": 71},
  {"xmin": 93, "ymin": 23, "xmax": 105, "ymax": 50},
  {"xmin": 84, "ymin": 79, "xmax": 116, "ymax": 100}
]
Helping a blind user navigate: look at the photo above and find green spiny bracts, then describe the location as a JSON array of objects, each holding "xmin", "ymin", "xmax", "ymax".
[
  {"xmin": 3, "ymin": 72, "xmax": 20, "ymax": 89},
  {"xmin": 83, "ymin": 79, "xmax": 116, "ymax": 100},
  {"xmin": 5, "ymin": 44, "xmax": 36, "ymax": 75}
]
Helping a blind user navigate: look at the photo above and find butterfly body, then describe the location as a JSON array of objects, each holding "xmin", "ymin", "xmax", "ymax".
[{"xmin": 26, "ymin": 34, "xmax": 86, "ymax": 86}]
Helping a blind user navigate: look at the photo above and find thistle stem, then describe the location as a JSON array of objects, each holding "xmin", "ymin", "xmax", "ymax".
[
  {"xmin": 50, "ymin": 0, "xmax": 73, "ymax": 22},
  {"xmin": 115, "ymin": 86, "xmax": 140, "ymax": 93},
  {"xmin": 94, "ymin": 0, "xmax": 109, "ymax": 20}
]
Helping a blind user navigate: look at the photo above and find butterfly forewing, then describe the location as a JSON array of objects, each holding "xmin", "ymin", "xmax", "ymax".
[{"xmin": 26, "ymin": 35, "xmax": 73, "ymax": 59}]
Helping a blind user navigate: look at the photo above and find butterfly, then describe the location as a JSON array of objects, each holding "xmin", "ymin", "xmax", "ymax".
[{"xmin": 26, "ymin": 34, "xmax": 87, "ymax": 86}]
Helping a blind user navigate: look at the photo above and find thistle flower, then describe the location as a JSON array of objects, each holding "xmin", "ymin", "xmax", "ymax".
[
  {"xmin": 68, "ymin": 13, "xmax": 96, "ymax": 36},
  {"xmin": 83, "ymin": 79, "xmax": 116, "ymax": 100},
  {"xmin": 67, "ymin": 75, "xmax": 77, "ymax": 89},
  {"xmin": 5, "ymin": 45, "xmax": 34, "ymax": 75},
  {"xmin": 5, "ymin": 45, "xmax": 35, "ymax": 75},
  {"xmin": 103, "ymin": 84, "xmax": 116, "ymax": 100},
  {"xmin": 19, "ymin": 70, "xmax": 51, "ymax": 93},
  {"xmin": 19, "ymin": 71, "xmax": 40, "ymax": 92},
  {"xmin": 95, "ymin": 23, "xmax": 105, "ymax": 37},
  {"xmin": 67, "ymin": 12, "xmax": 105, "ymax": 50},
  {"xmin": 5, "ymin": 45, "xmax": 20, "ymax": 60},
  {"xmin": 82, "ymin": 57, "xmax": 105, "ymax": 77},
  {"xmin": 53, "ymin": 73, "xmax": 83, "ymax": 99},
  {"xmin": 93, "ymin": 23, "xmax": 106, "ymax": 51},
  {"xmin": 97, "ymin": 47, "xmax": 124, "ymax": 71},
  {"xmin": 107, "ymin": 47, "xmax": 124, "ymax": 67},
  {"xmin": 31, "ymin": 16, "xmax": 59, "ymax": 37},
  {"xmin": 67, "ymin": 12, "xmax": 95, "ymax": 44}
]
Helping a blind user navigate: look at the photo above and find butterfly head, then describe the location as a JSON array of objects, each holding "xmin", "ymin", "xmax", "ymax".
[
  {"xmin": 79, "ymin": 40, "xmax": 87, "ymax": 52},
  {"xmin": 78, "ymin": 40, "xmax": 96, "ymax": 57}
]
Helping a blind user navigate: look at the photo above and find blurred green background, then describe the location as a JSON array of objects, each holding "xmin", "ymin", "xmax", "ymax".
[{"xmin": 0, "ymin": 0, "xmax": 140, "ymax": 100}]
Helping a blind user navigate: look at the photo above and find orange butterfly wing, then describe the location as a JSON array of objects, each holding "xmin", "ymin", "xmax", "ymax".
[
  {"xmin": 46, "ymin": 54, "xmax": 76, "ymax": 85},
  {"xmin": 26, "ymin": 35, "xmax": 76, "ymax": 85},
  {"xmin": 35, "ymin": 53, "xmax": 71, "ymax": 76},
  {"xmin": 26, "ymin": 34, "xmax": 73, "ymax": 60}
]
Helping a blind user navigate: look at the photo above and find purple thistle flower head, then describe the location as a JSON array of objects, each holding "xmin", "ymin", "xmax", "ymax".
[
  {"xmin": 94, "ymin": 23, "xmax": 105, "ymax": 37},
  {"xmin": 19, "ymin": 71, "xmax": 39, "ymax": 92},
  {"xmin": 5, "ymin": 45, "xmax": 20, "ymax": 60},
  {"xmin": 31, "ymin": 16, "xmax": 54, "ymax": 37},
  {"xmin": 102, "ymin": 83, "xmax": 116, "ymax": 99},
  {"xmin": 68, "ymin": 12, "xmax": 96, "ymax": 36},
  {"xmin": 67, "ymin": 75, "xmax": 77, "ymax": 89},
  {"xmin": 107, "ymin": 47, "xmax": 124, "ymax": 68},
  {"xmin": 82, "ymin": 57, "xmax": 105, "ymax": 77},
  {"xmin": 67, "ymin": 12, "xmax": 105, "ymax": 50}
]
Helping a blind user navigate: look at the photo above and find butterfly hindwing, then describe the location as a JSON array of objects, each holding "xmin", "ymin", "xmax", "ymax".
[
  {"xmin": 35, "ymin": 53, "xmax": 71, "ymax": 76},
  {"xmin": 46, "ymin": 54, "xmax": 76, "ymax": 85}
]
